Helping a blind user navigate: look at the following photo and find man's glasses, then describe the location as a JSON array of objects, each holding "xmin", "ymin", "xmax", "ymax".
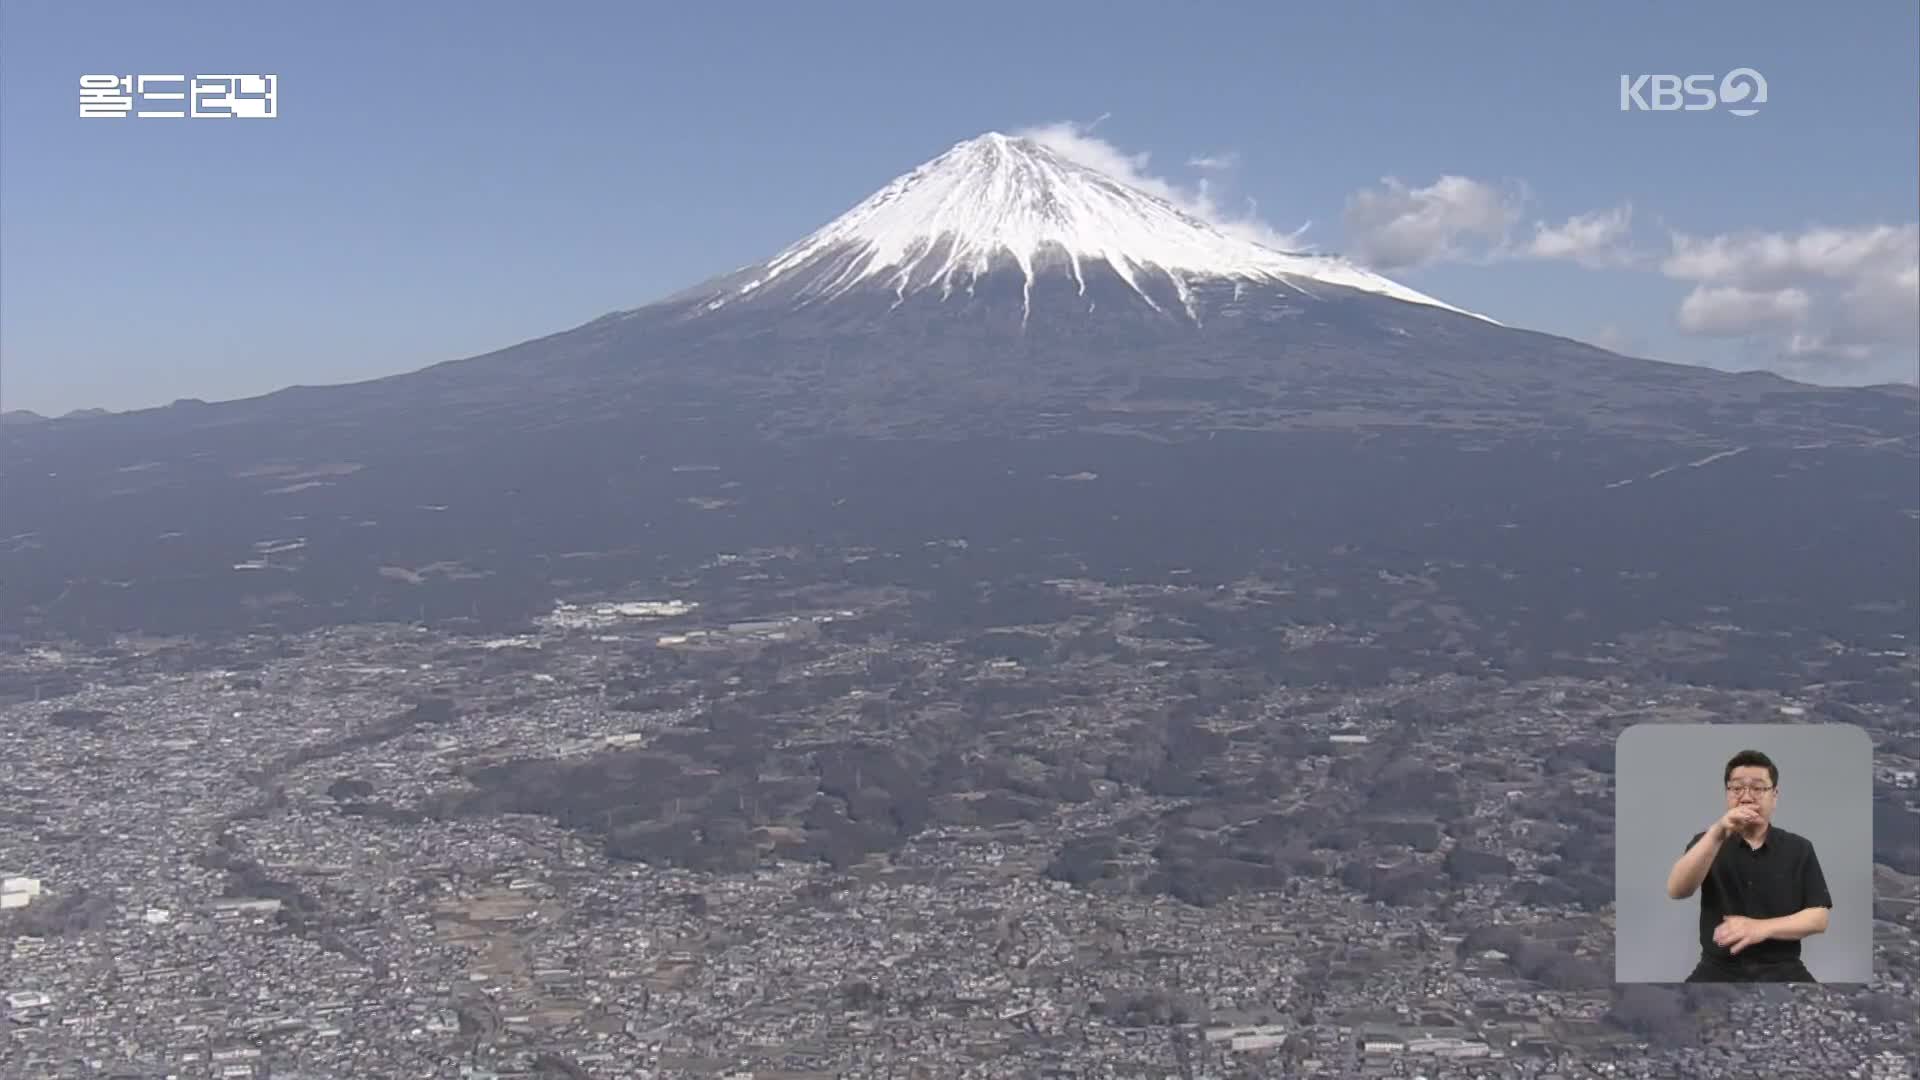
[{"xmin": 1726, "ymin": 783, "xmax": 1776, "ymax": 795}]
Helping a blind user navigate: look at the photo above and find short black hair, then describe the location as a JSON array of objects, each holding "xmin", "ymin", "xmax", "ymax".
[{"xmin": 1723, "ymin": 749, "xmax": 1778, "ymax": 788}]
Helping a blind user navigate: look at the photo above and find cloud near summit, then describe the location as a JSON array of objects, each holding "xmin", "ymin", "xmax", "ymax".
[{"xmin": 1013, "ymin": 121, "xmax": 1311, "ymax": 252}]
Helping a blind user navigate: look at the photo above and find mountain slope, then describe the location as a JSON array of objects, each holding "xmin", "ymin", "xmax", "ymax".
[{"xmin": 0, "ymin": 132, "xmax": 1913, "ymax": 655}]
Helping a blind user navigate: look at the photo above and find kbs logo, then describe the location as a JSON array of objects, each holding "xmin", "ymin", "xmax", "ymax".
[{"xmin": 1619, "ymin": 68, "xmax": 1767, "ymax": 116}]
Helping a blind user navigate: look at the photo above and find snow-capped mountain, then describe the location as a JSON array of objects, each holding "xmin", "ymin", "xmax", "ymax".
[
  {"xmin": 4, "ymin": 128, "xmax": 1914, "ymax": 652},
  {"xmin": 678, "ymin": 132, "xmax": 1491, "ymax": 325}
]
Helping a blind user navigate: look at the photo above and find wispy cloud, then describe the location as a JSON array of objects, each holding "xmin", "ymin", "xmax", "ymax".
[
  {"xmin": 1675, "ymin": 285, "xmax": 1812, "ymax": 336},
  {"xmin": 1340, "ymin": 176, "xmax": 1639, "ymax": 272},
  {"xmin": 1663, "ymin": 225, "xmax": 1918, "ymax": 290},
  {"xmin": 1340, "ymin": 175, "xmax": 1526, "ymax": 269},
  {"xmin": 1014, "ymin": 120, "xmax": 1311, "ymax": 250},
  {"xmin": 1526, "ymin": 206, "xmax": 1637, "ymax": 268},
  {"xmin": 1187, "ymin": 152, "xmax": 1239, "ymax": 171}
]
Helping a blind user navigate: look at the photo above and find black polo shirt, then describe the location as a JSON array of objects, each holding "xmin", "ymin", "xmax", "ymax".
[{"xmin": 1685, "ymin": 825, "xmax": 1832, "ymax": 970}]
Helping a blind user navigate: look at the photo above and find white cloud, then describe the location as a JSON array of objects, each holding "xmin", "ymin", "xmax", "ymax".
[
  {"xmin": 1014, "ymin": 121, "xmax": 1310, "ymax": 250},
  {"xmin": 1834, "ymin": 262, "xmax": 1920, "ymax": 346},
  {"xmin": 1663, "ymin": 224, "xmax": 1917, "ymax": 290},
  {"xmin": 1675, "ymin": 285, "xmax": 1811, "ymax": 336},
  {"xmin": 1340, "ymin": 175, "xmax": 1526, "ymax": 269},
  {"xmin": 1187, "ymin": 152, "xmax": 1239, "ymax": 171},
  {"xmin": 1662, "ymin": 224, "xmax": 1918, "ymax": 375},
  {"xmin": 1339, "ymin": 175, "xmax": 1644, "ymax": 272},
  {"xmin": 1526, "ymin": 206, "xmax": 1636, "ymax": 268},
  {"xmin": 1782, "ymin": 333, "xmax": 1876, "ymax": 362},
  {"xmin": 1003, "ymin": 127, "xmax": 1914, "ymax": 384}
]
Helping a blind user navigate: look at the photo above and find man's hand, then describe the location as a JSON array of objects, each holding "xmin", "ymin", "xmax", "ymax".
[
  {"xmin": 1714, "ymin": 805, "xmax": 1761, "ymax": 838},
  {"xmin": 1714, "ymin": 915, "xmax": 1772, "ymax": 955}
]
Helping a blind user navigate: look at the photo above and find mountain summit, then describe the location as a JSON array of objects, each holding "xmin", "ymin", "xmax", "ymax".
[{"xmin": 683, "ymin": 132, "xmax": 1489, "ymax": 324}]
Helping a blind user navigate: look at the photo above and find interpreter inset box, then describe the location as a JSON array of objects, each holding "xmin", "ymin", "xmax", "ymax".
[{"xmin": 1614, "ymin": 723, "xmax": 1872, "ymax": 984}]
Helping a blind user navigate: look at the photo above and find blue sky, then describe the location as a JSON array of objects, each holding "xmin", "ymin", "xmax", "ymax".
[{"xmin": 3, "ymin": 1, "xmax": 1915, "ymax": 416}]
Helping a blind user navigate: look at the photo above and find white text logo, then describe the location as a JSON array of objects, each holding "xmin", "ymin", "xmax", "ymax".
[
  {"xmin": 80, "ymin": 74, "xmax": 278, "ymax": 119},
  {"xmin": 1619, "ymin": 69, "xmax": 1766, "ymax": 117}
]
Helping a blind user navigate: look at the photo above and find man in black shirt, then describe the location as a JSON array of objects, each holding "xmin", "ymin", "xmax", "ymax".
[{"xmin": 1665, "ymin": 749, "xmax": 1832, "ymax": 982}]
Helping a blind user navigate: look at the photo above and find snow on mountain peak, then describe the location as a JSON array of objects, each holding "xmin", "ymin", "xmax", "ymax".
[{"xmin": 703, "ymin": 132, "xmax": 1493, "ymax": 323}]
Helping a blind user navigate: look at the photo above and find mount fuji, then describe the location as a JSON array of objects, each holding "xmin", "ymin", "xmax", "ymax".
[
  {"xmin": 1, "ymin": 133, "xmax": 1915, "ymax": 659},
  {"xmin": 686, "ymin": 132, "xmax": 1488, "ymax": 324}
]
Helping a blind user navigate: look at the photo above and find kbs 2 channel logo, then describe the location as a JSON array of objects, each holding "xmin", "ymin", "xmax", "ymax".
[{"xmin": 1620, "ymin": 68, "xmax": 1768, "ymax": 117}]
